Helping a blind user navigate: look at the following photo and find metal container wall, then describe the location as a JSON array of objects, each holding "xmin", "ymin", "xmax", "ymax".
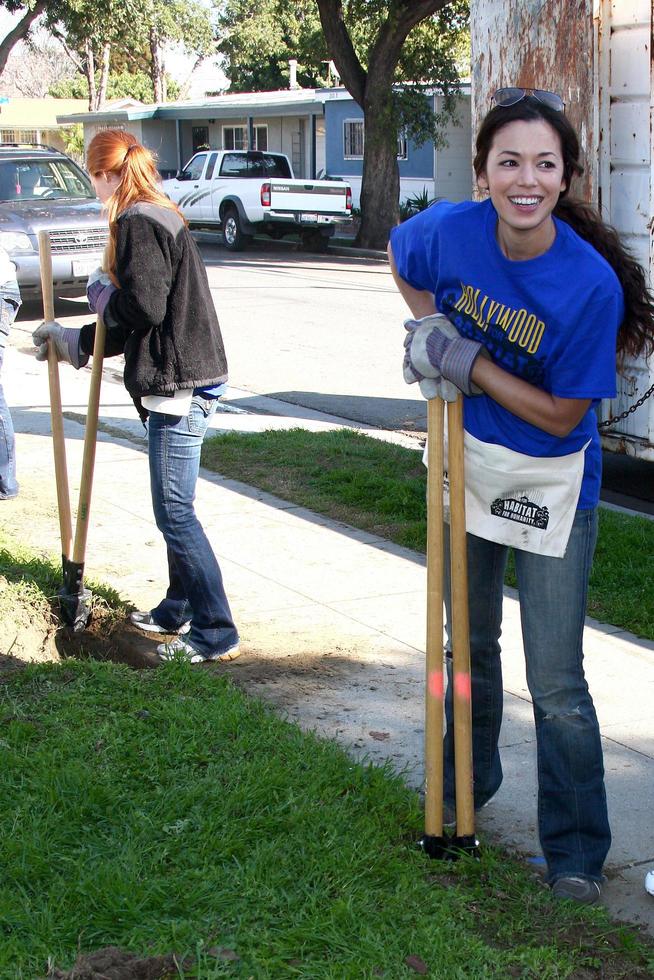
[
  {"xmin": 470, "ymin": 0, "xmax": 595, "ymax": 199},
  {"xmin": 597, "ymin": 0, "xmax": 654, "ymax": 457},
  {"xmin": 470, "ymin": 0, "xmax": 654, "ymax": 458}
]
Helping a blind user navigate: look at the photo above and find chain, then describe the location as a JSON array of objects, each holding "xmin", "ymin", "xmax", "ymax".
[{"xmin": 598, "ymin": 382, "xmax": 654, "ymax": 429}]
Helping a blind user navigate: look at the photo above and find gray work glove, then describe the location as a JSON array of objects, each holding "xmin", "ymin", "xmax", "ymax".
[
  {"xmin": 404, "ymin": 313, "xmax": 486, "ymax": 397},
  {"xmin": 32, "ymin": 321, "xmax": 89, "ymax": 369},
  {"xmin": 87, "ymin": 266, "xmax": 112, "ymax": 290},
  {"xmin": 403, "ymin": 316, "xmax": 462, "ymax": 401}
]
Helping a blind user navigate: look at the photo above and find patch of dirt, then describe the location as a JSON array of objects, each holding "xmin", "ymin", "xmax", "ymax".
[
  {"xmin": 45, "ymin": 946, "xmax": 192, "ymax": 979},
  {"xmin": 0, "ymin": 574, "xmax": 58, "ymax": 663},
  {"xmin": 0, "ymin": 583, "xmax": 163, "ymax": 674},
  {"xmin": 57, "ymin": 617, "xmax": 161, "ymax": 670}
]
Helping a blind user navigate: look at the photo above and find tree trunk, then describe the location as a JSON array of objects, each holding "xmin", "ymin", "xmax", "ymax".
[
  {"xmin": 315, "ymin": 0, "xmax": 453, "ymax": 249},
  {"xmin": 357, "ymin": 87, "xmax": 400, "ymax": 250},
  {"xmin": 150, "ymin": 30, "xmax": 165, "ymax": 104},
  {"xmin": 0, "ymin": 0, "xmax": 47, "ymax": 77},
  {"xmin": 96, "ymin": 42, "xmax": 111, "ymax": 109},
  {"xmin": 84, "ymin": 39, "xmax": 97, "ymax": 112}
]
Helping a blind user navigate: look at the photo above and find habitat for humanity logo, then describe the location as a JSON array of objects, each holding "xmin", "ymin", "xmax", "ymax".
[{"xmin": 491, "ymin": 490, "xmax": 549, "ymax": 530}]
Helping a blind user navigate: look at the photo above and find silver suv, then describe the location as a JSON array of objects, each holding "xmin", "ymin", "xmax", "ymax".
[{"xmin": 0, "ymin": 144, "xmax": 108, "ymax": 299}]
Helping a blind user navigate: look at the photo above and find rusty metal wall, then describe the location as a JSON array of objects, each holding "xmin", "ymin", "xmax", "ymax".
[
  {"xmin": 470, "ymin": 0, "xmax": 654, "ymax": 458},
  {"xmin": 470, "ymin": 0, "xmax": 595, "ymax": 200}
]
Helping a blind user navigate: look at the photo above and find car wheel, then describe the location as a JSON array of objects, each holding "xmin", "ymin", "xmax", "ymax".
[{"xmin": 222, "ymin": 207, "xmax": 250, "ymax": 251}]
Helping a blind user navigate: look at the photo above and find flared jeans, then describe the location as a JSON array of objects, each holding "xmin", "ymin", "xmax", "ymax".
[
  {"xmin": 442, "ymin": 508, "xmax": 610, "ymax": 883},
  {"xmin": 147, "ymin": 395, "xmax": 238, "ymax": 657}
]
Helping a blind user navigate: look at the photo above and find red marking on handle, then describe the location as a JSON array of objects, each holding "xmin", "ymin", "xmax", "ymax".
[
  {"xmin": 454, "ymin": 671, "xmax": 471, "ymax": 701},
  {"xmin": 428, "ymin": 670, "xmax": 444, "ymax": 698}
]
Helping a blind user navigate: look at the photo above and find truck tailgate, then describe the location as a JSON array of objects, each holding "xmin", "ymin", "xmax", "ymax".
[{"xmin": 269, "ymin": 181, "xmax": 349, "ymax": 214}]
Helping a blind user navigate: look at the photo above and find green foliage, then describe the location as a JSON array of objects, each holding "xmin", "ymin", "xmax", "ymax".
[
  {"xmin": 49, "ymin": 68, "xmax": 180, "ymax": 103},
  {"xmin": 399, "ymin": 186, "xmax": 442, "ymax": 221},
  {"xmin": 217, "ymin": 0, "xmax": 328, "ymax": 92},
  {"xmin": 59, "ymin": 122, "xmax": 85, "ymax": 162},
  {"xmin": 217, "ymin": 0, "xmax": 470, "ymax": 139}
]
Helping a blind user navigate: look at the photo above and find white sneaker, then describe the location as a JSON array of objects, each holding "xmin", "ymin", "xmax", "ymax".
[
  {"xmin": 157, "ymin": 637, "xmax": 240, "ymax": 664},
  {"xmin": 130, "ymin": 611, "xmax": 191, "ymax": 635}
]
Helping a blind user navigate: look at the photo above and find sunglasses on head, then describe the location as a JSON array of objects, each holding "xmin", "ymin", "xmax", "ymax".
[{"xmin": 492, "ymin": 88, "xmax": 565, "ymax": 112}]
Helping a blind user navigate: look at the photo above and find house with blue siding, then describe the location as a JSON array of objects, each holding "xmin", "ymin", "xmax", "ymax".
[
  {"xmin": 58, "ymin": 84, "xmax": 471, "ymax": 209},
  {"xmin": 318, "ymin": 86, "xmax": 471, "ymax": 207}
]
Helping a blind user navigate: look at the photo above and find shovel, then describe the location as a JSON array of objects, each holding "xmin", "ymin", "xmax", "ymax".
[
  {"xmin": 38, "ymin": 230, "xmax": 106, "ymax": 631},
  {"xmin": 420, "ymin": 393, "xmax": 479, "ymax": 859}
]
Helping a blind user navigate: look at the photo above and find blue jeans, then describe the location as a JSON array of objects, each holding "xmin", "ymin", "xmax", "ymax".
[
  {"xmin": 147, "ymin": 395, "xmax": 238, "ymax": 657},
  {"xmin": 0, "ymin": 343, "xmax": 18, "ymax": 499},
  {"xmin": 442, "ymin": 508, "xmax": 610, "ymax": 883}
]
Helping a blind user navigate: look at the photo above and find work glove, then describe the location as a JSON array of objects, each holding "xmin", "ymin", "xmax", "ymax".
[
  {"xmin": 403, "ymin": 326, "xmax": 459, "ymax": 401},
  {"xmin": 87, "ymin": 267, "xmax": 117, "ymax": 318},
  {"xmin": 32, "ymin": 321, "xmax": 89, "ymax": 369},
  {"xmin": 404, "ymin": 313, "xmax": 486, "ymax": 398}
]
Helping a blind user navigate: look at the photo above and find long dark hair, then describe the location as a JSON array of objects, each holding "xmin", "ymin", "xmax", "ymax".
[{"xmin": 473, "ymin": 98, "xmax": 654, "ymax": 363}]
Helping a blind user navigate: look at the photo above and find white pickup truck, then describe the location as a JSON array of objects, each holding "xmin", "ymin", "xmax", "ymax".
[{"xmin": 162, "ymin": 149, "xmax": 352, "ymax": 252}]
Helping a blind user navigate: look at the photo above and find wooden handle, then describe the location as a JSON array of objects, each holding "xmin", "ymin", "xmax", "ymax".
[
  {"xmin": 447, "ymin": 396, "xmax": 475, "ymax": 837},
  {"xmin": 424, "ymin": 397, "xmax": 446, "ymax": 836},
  {"xmin": 38, "ymin": 230, "xmax": 72, "ymax": 561},
  {"xmin": 72, "ymin": 315, "xmax": 106, "ymax": 565}
]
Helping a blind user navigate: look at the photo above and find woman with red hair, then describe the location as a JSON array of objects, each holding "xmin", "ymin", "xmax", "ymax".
[{"xmin": 34, "ymin": 129, "xmax": 239, "ymax": 664}]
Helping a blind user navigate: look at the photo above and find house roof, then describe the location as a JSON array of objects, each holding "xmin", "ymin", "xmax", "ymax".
[
  {"xmin": 57, "ymin": 88, "xmax": 328, "ymax": 126},
  {"xmin": 56, "ymin": 84, "xmax": 472, "ymax": 127}
]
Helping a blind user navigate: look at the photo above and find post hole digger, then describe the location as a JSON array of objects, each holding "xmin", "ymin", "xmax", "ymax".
[
  {"xmin": 37, "ymin": 229, "xmax": 106, "ymax": 631},
  {"xmin": 421, "ymin": 390, "xmax": 479, "ymax": 861}
]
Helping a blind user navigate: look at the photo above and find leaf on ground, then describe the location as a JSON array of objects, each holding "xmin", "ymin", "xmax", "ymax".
[
  {"xmin": 405, "ymin": 953, "xmax": 429, "ymax": 974},
  {"xmin": 369, "ymin": 730, "xmax": 390, "ymax": 741}
]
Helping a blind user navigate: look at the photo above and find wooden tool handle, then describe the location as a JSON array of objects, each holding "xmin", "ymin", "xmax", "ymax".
[
  {"xmin": 72, "ymin": 316, "xmax": 106, "ymax": 564},
  {"xmin": 424, "ymin": 396, "xmax": 446, "ymax": 836},
  {"xmin": 447, "ymin": 395, "xmax": 475, "ymax": 837},
  {"xmin": 38, "ymin": 230, "xmax": 72, "ymax": 560}
]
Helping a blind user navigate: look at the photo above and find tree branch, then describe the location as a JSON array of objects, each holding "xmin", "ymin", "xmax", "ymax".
[
  {"xmin": 51, "ymin": 26, "xmax": 84, "ymax": 74},
  {"xmin": 367, "ymin": 0, "xmax": 453, "ymax": 91},
  {"xmin": 315, "ymin": 0, "xmax": 366, "ymax": 106},
  {"xmin": 0, "ymin": 0, "xmax": 47, "ymax": 76}
]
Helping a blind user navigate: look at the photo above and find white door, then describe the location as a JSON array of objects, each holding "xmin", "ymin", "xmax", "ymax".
[{"xmin": 166, "ymin": 152, "xmax": 212, "ymax": 222}]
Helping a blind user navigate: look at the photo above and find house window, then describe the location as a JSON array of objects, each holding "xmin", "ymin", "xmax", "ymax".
[
  {"xmin": 0, "ymin": 129, "xmax": 38, "ymax": 144},
  {"xmin": 343, "ymin": 119, "xmax": 364, "ymax": 159},
  {"xmin": 223, "ymin": 125, "xmax": 247, "ymax": 150},
  {"xmin": 252, "ymin": 125, "xmax": 268, "ymax": 151},
  {"xmin": 192, "ymin": 126, "xmax": 209, "ymax": 152},
  {"xmin": 397, "ymin": 128, "xmax": 408, "ymax": 161}
]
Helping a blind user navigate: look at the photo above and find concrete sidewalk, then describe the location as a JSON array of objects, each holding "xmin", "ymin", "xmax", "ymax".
[{"xmin": 3, "ymin": 339, "xmax": 653, "ymax": 935}]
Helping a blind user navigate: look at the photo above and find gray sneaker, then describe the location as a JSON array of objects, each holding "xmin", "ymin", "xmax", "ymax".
[
  {"xmin": 551, "ymin": 876, "xmax": 602, "ymax": 905},
  {"xmin": 157, "ymin": 637, "xmax": 240, "ymax": 664},
  {"xmin": 130, "ymin": 611, "xmax": 191, "ymax": 636}
]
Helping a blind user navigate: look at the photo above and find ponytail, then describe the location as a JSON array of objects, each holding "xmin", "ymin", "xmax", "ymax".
[
  {"xmin": 86, "ymin": 130, "xmax": 185, "ymax": 281},
  {"xmin": 554, "ymin": 197, "xmax": 654, "ymax": 364}
]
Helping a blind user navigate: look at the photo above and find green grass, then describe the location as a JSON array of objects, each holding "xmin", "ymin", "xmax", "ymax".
[
  {"xmin": 2, "ymin": 657, "xmax": 652, "ymax": 978},
  {"xmin": 202, "ymin": 428, "xmax": 654, "ymax": 641},
  {"xmin": 0, "ymin": 534, "xmax": 128, "ymax": 637}
]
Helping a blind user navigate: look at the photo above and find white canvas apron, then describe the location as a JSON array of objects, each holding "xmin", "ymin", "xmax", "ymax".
[{"xmin": 426, "ymin": 428, "xmax": 589, "ymax": 558}]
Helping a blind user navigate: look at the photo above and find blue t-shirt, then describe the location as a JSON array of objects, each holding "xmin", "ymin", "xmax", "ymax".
[{"xmin": 389, "ymin": 198, "xmax": 624, "ymax": 509}]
